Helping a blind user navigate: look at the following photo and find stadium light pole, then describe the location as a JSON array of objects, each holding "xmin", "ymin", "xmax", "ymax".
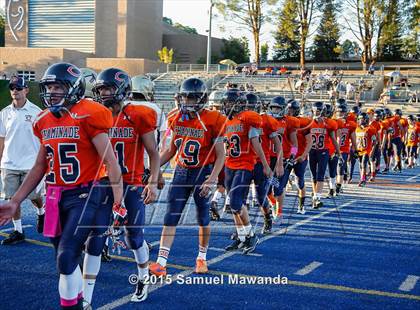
[{"xmin": 206, "ymin": 0, "xmax": 214, "ymax": 73}]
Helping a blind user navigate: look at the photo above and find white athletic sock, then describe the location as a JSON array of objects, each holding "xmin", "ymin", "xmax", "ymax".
[
  {"xmin": 133, "ymin": 241, "xmax": 149, "ymax": 281},
  {"xmin": 245, "ymin": 224, "xmax": 254, "ymax": 237},
  {"xmin": 59, "ymin": 267, "xmax": 81, "ymax": 306},
  {"xmin": 35, "ymin": 207, "xmax": 45, "ymax": 216},
  {"xmin": 82, "ymin": 254, "xmax": 101, "ymax": 304},
  {"xmin": 197, "ymin": 245, "xmax": 208, "ymax": 260},
  {"xmin": 236, "ymin": 226, "xmax": 247, "ymax": 242},
  {"xmin": 156, "ymin": 246, "xmax": 170, "ymax": 267},
  {"xmin": 211, "ymin": 191, "xmax": 222, "ymax": 203},
  {"xmin": 13, "ymin": 219, "xmax": 22, "ymax": 233},
  {"xmin": 329, "ymin": 178, "xmax": 335, "ymax": 189}
]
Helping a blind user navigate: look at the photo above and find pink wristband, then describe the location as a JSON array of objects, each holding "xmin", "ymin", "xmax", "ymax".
[{"xmin": 291, "ymin": 146, "xmax": 298, "ymax": 156}]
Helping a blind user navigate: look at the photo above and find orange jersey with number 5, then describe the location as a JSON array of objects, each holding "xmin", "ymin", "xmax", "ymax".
[
  {"xmin": 168, "ymin": 109, "xmax": 226, "ymax": 168},
  {"xmin": 109, "ymin": 103, "xmax": 157, "ymax": 185},
  {"xmin": 33, "ymin": 99, "xmax": 113, "ymax": 186},
  {"xmin": 224, "ymin": 110, "xmax": 262, "ymax": 171}
]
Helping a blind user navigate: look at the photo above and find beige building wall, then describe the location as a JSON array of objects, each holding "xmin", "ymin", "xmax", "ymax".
[
  {"xmin": 4, "ymin": 0, "xmax": 28, "ymax": 48},
  {"xmin": 86, "ymin": 58, "xmax": 166, "ymax": 76},
  {"xmin": 0, "ymin": 47, "xmax": 90, "ymax": 80},
  {"xmin": 94, "ymin": 0, "xmax": 118, "ymax": 57},
  {"xmin": 163, "ymin": 33, "xmax": 224, "ymax": 63}
]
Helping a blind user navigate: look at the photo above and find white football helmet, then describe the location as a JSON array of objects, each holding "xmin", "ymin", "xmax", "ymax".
[
  {"xmin": 131, "ymin": 75, "xmax": 154, "ymax": 101},
  {"xmin": 80, "ymin": 68, "xmax": 97, "ymax": 98}
]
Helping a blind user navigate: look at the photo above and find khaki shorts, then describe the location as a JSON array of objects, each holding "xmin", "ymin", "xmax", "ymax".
[{"xmin": 1, "ymin": 169, "xmax": 43, "ymax": 200}]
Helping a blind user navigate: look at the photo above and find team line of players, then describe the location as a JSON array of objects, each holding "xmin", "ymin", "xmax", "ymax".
[{"xmin": 0, "ymin": 62, "xmax": 419, "ymax": 310}]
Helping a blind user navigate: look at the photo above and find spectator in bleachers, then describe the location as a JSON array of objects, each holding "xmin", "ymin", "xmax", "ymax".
[
  {"xmin": 265, "ymin": 67, "xmax": 273, "ymax": 76},
  {"xmin": 368, "ymin": 62, "xmax": 375, "ymax": 75},
  {"xmin": 239, "ymin": 84, "xmax": 246, "ymax": 91},
  {"xmin": 280, "ymin": 66, "xmax": 287, "ymax": 75}
]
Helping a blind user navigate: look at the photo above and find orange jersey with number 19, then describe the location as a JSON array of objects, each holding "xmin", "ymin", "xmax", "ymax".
[
  {"xmin": 167, "ymin": 109, "xmax": 226, "ymax": 168},
  {"xmin": 33, "ymin": 99, "xmax": 113, "ymax": 186},
  {"xmin": 109, "ymin": 104, "xmax": 157, "ymax": 185},
  {"xmin": 225, "ymin": 110, "xmax": 262, "ymax": 171}
]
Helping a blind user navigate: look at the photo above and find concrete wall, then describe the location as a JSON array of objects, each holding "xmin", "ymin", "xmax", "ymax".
[
  {"xmin": 162, "ymin": 32, "xmax": 224, "ymax": 63},
  {"xmin": 126, "ymin": 0, "xmax": 163, "ymax": 60},
  {"xmin": 94, "ymin": 0, "xmax": 118, "ymax": 57},
  {"xmin": 86, "ymin": 58, "xmax": 166, "ymax": 76},
  {"xmin": 5, "ymin": 0, "xmax": 28, "ymax": 47},
  {"xmin": 0, "ymin": 47, "xmax": 90, "ymax": 80}
]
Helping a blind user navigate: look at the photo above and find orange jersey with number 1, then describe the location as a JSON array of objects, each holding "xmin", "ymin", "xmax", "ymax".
[
  {"xmin": 225, "ymin": 110, "xmax": 262, "ymax": 171},
  {"xmin": 109, "ymin": 104, "xmax": 157, "ymax": 185},
  {"xmin": 33, "ymin": 99, "xmax": 113, "ymax": 186},
  {"xmin": 167, "ymin": 109, "xmax": 226, "ymax": 168}
]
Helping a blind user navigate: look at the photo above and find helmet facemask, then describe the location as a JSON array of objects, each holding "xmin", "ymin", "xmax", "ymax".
[
  {"xmin": 268, "ymin": 104, "xmax": 287, "ymax": 118},
  {"xmin": 176, "ymin": 91, "xmax": 207, "ymax": 115}
]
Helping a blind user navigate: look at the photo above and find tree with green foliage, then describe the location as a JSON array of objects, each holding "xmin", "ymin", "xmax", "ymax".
[
  {"xmin": 296, "ymin": 0, "xmax": 317, "ymax": 67},
  {"xmin": 273, "ymin": 0, "xmax": 300, "ymax": 62},
  {"xmin": 173, "ymin": 23, "xmax": 198, "ymax": 35},
  {"xmin": 220, "ymin": 36, "xmax": 251, "ymax": 64},
  {"xmin": 260, "ymin": 42, "xmax": 269, "ymax": 62},
  {"xmin": 215, "ymin": 0, "xmax": 279, "ymax": 64},
  {"xmin": 312, "ymin": 0, "xmax": 340, "ymax": 62},
  {"xmin": 400, "ymin": 0, "xmax": 419, "ymax": 59},
  {"xmin": 340, "ymin": 39, "xmax": 361, "ymax": 58},
  {"xmin": 378, "ymin": 0, "xmax": 403, "ymax": 61},
  {"xmin": 163, "ymin": 17, "xmax": 173, "ymax": 25},
  {"xmin": 0, "ymin": 10, "xmax": 5, "ymax": 47}
]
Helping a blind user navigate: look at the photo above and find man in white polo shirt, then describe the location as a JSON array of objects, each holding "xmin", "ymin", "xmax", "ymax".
[{"xmin": 0, "ymin": 76, "xmax": 45, "ymax": 245}]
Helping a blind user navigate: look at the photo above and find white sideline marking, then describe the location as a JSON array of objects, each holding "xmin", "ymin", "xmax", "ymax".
[
  {"xmin": 294, "ymin": 261, "xmax": 323, "ymax": 276},
  {"xmin": 0, "ymin": 225, "xmax": 32, "ymax": 233},
  {"xmin": 98, "ymin": 200, "xmax": 356, "ymax": 310},
  {"xmin": 398, "ymin": 275, "xmax": 419, "ymax": 292},
  {"xmin": 406, "ymin": 173, "xmax": 420, "ymax": 182},
  {"xmin": 208, "ymin": 246, "xmax": 263, "ymax": 257}
]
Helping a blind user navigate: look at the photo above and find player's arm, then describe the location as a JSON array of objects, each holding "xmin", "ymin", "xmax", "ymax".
[
  {"xmin": 329, "ymin": 130, "xmax": 341, "ymax": 154},
  {"xmin": 141, "ymin": 131, "xmax": 160, "ymax": 204},
  {"xmin": 298, "ymin": 132, "xmax": 312, "ymax": 162},
  {"xmin": 0, "ymin": 147, "xmax": 47, "ymax": 225},
  {"xmin": 199, "ymin": 140, "xmax": 225, "ymax": 197},
  {"xmin": 250, "ymin": 129, "xmax": 272, "ymax": 177},
  {"xmin": 271, "ymin": 135, "xmax": 284, "ymax": 177},
  {"xmin": 92, "ymin": 133, "xmax": 123, "ymax": 204},
  {"xmin": 0, "ymin": 137, "xmax": 4, "ymax": 164},
  {"xmin": 160, "ymin": 132, "xmax": 177, "ymax": 166}
]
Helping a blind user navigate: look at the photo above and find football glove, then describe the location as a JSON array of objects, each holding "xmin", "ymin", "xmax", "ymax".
[{"xmin": 112, "ymin": 202, "xmax": 128, "ymax": 228}]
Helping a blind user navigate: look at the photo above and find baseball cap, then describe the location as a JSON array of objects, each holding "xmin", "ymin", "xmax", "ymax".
[{"xmin": 9, "ymin": 76, "xmax": 28, "ymax": 90}]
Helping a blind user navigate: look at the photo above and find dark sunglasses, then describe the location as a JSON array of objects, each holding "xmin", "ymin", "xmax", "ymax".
[{"xmin": 9, "ymin": 86, "xmax": 24, "ymax": 91}]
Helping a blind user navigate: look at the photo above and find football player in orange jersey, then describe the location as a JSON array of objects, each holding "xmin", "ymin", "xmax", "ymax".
[
  {"xmin": 308, "ymin": 101, "xmax": 341, "ymax": 209},
  {"xmin": 267, "ymin": 96, "xmax": 299, "ymax": 219},
  {"xmin": 246, "ymin": 93, "xmax": 283, "ymax": 234},
  {"xmin": 406, "ymin": 115, "xmax": 420, "ymax": 168},
  {"xmin": 287, "ymin": 99, "xmax": 312, "ymax": 214},
  {"xmin": 368, "ymin": 109, "xmax": 382, "ymax": 181},
  {"xmin": 355, "ymin": 112, "xmax": 378, "ymax": 187},
  {"xmin": 324, "ymin": 103, "xmax": 345, "ymax": 197},
  {"xmin": 0, "ymin": 63, "xmax": 123, "ymax": 310},
  {"xmin": 335, "ymin": 104, "xmax": 357, "ymax": 194},
  {"xmin": 222, "ymin": 89, "xmax": 271, "ymax": 254},
  {"xmin": 389, "ymin": 109, "xmax": 405, "ymax": 172},
  {"xmin": 149, "ymin": 78, "xmax": 226, "ymax": 276},
  {"xmin": 381, "ymin": 108, "xmax": 394, "ymax": 173},
  {"xmin": 348, "ymin": 105, "xmax": 361, "ymax": 183},
  {"xmin": 81, "ymin": 68, "xmax": 160, "ymax": 305}
]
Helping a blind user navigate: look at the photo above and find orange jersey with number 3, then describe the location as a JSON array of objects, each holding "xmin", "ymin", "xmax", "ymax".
[
  {"xmin": 337, "ymin": 120, "xmax": 357, "ymax": 153},
  {"xmin": 225, "ymin": 110, "xmax": 262, "ymax": 171},
  {"xmin": 168, "ymin": 109, "xmax": 226, "ymax": 168},
  {"xmin": 109, "ymin": 104, "xmax": 157, "ymax": 185},
  {"xmin": 33, "ymin": 99, "xmax": 113, "ymax": 186}
]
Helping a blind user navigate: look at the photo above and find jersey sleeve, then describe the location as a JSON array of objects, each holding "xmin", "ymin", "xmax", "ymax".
[
  {"xmin": 286, "ymin": 116, "xmax": 300, "ymax": 131},
  {"xmin": 83, "ymin": 103, "xmax": 113, "ymax": 138},
  {"xmin": 240, "ymin": 111, "xmax": 262, "ymax": 128},
  {"xmin": 133, "ymin": 106, "xmax": 157, "ymax": 135},
  {"xmin": 326, "ymin": 119, "xmax": 338, "ymax": 132},
  {"xmin": 212, "ymin": 112, "xmax": 227, "ymax": 143}
]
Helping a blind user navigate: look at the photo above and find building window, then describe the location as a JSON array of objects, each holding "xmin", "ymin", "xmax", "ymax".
[{"xmin": 17, "ymin": 71, "xmax": 36, "ymax": 81}]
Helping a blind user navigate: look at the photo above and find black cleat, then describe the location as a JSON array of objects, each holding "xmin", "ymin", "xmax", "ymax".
[
  {"xmin": 210, "ymin": 202, "xmax": 220, "ymax": 221},
  {"xmin": 36, "ymin": 214, "xmax": 45, "ymax": 234},
  {"xmin": 225, "ymin": 238, "xmax": 244, "ymax": 251},
  {"xmin": 101, "ymin": 245, "xmax": 112, "ymax": 262},
  {"xmin": 131, "ymin": 280, "xmax": 148, "ymax": 302},
  {"xmin": 262, "ymin": 218, "xmax": 272, "ymax": 235},
  {"xmin": 382, "ymin": 168, "xmax": 389, "ymax": 174},
  {"xmin": 242, "ymin": 234, "xmax": 259, "ymax": 254},
  {"xmin": 327, "ymin": 189, "xmax": 335, "ymax": 198},
  {"xmin": 147, "ymin": 241, "xmax": 153, "ymax": 252},
  {"xmin": 358, "ymin": 180, "xmax": 366, "ymax": 187},
  {"xmin": 313, "ymin": 199, "xmax": 323, "ymax": 209},
  {"xmin": 1, "ymin": 230, "xmax": 25, "ymax": 245},
  {"xmin": 335, "ymin": 184, "xmax": 342, "ymax": 194}
]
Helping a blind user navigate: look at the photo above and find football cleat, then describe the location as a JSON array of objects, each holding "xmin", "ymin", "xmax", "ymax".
[
  {"xmin": 242, "ymin": 234, "xmax": 259, "ymax": 254},
  {"xmin": 327, "ymin": 189, "xmax": 335, "ymax": 198},
  {"xmin": 36, "ymin": 213, "xmax": 45, "ymax": 234},
  {"xmin": 1, "ymin": 230, "xmax": 25, "ymax": 245},
  {"xmin": 101, "ymin": 244, "xmax": 112, "ymax": 262},
  {"xmin": 195, "ymin": 258, "xmax": 208, "ymax": 274},
  {"xmin": 335, "ymin": 184, "xmax": 342, "ymax": 194},
  {"xmin": 262, "ymin": 218, "xmax": 273, "ymax": 235},
  {"xmin": 210, "ymin": 202, "xmax": 220, "ymax": 221},
  {"xmin": 313, "ymin": 199, "xmax": 323, "ymax": 209},
  {"xmin": 149, "ymin": 262, "xmax": 167, "ymax": 277},
  {"xmin": 131, "ymin": 280, "xmax": 148, "ymax": 302},
  {"xmin": 358, "ymin": 180, "xmax": 366, "ymax": 187},
  {"xmin": 147, "ymin": 241, "xmax": 153, "ymax": 252},
  {"xmin": 297, "ymin": 206, "xmax": 306, "ymax": 214},
  {"xmin": 225, "ymin": 238, "xmax": 244, "ymax": 251},
  {"xmin": 382, "ymin": 168, "xmax": 389, "ymax": 174}
]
